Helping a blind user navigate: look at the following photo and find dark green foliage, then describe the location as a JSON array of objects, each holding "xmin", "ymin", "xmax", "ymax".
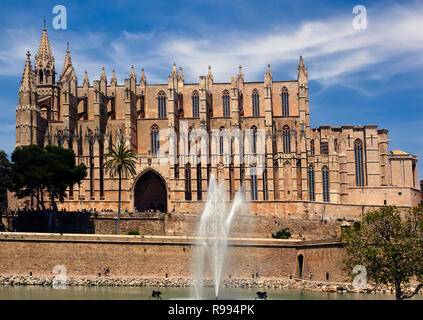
[
  {"xmin": 10, "ymin": 144, "xmax": 87, "ymax": 210},
  {"xmin": 0, "ymin": 150, "xmax": 11, "ymax": 212},
  {"xmin": 272, "ymin": 228, "xmax": 291, "ymax": 239},
  {"xmin": 10, "ymin": 144, "xmax": 46, "ymax": 204},
  {"xmin": 342, "ymin": 205, "xmax": 423, "ymax": 300},
  {"xmin": 127, "ymin": 230, "xmax": 140, "ymax": 235}
]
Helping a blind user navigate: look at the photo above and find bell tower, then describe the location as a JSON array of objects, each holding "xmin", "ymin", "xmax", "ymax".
[
  {"xmin": 16, "ymin": 51, "xmax": 40, "ymax": 147},
  {"xmin": 34, "ymin": 24, "xmax": 55, "ymax": 86},
  {"xmin": 34, "ymin": 25, "xmax": 59, "ymax": 122}
]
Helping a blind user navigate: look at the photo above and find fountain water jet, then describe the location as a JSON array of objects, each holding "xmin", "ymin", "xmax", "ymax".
[{"xmin": 191, "ymin": 174, "xmax": 244, "ymax": 299}]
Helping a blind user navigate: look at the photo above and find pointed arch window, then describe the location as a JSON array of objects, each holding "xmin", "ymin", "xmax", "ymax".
[
  {"xmin": 252, "ymin": 89, "xmax": 259, "ymax": 117},
  {"xmin": 310, "ymin": 139, "xmax": 315, "ymax": 156},
  {"xmin": 192, "ymin": 90, "xmax": 199, "ymax": 118},
  {"xmin": 223, "ymin": 90, "xmax": 230, "ymax": 117},
  {"xmin": 56, "ymin": 130, "xmax": 64, "ymax": 147},
  {"xmin": 158, "ymin": 91, "xmax": 166, "ymax": 119},
  {"xmin": 281, "ymin": 87, "xmax": 289, "ymax": 117},
  {"xmin": 354, "ymin": 139, "xmax": 365, "ymax": 186},
  {"xmin": 197, "ymin": 163, "xmax": 202, "ymax": 200},
  {"xmin": 308, "ymin": 165, "xmax": 315, "ymax": 201},
  {"xmin": 86, "ymin": 129, "xmax": 94, "ymax": 198},
  {"xmin": 322, "ymin": 166, "xmax": 330, "ymax": 202},
  {"xmin": 263, "ymin": 167, "xmax": 268, "ymax": 200},
  {"xmin": 150, "ymin": 125, "xmax": 160, "ymax": 154},
  {"xmin": 282, "ymin": 125, "xmax": 291, "ymax": 153},
  {"xmin": 250, "ymin": 169, "xmax": 258, "ymax": 200},
  {"xmin": 251, "ymin": 126, "xmax": 258, "ymax": 154},
  {"xmin": 185, "ymin": 163, "xmax": 192, "ymax": 200}
]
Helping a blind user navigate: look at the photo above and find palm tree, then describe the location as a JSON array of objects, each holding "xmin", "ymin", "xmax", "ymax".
[{"xmin": 104, "ymin": 143, "xmax": 137, "ymax": 234}]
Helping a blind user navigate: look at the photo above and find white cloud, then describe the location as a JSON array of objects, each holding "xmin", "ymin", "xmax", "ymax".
[{"xmin": 1, "ymin": 3, "xmax": 423, "ymax": 87}]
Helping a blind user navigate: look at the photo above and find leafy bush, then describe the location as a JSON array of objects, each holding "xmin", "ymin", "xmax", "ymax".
[
  {"xmin": 127, "ymin": 230, "xmax": 140, "ymax": 235},
  {"xmin": 272, "ymin": 228, "xmax": 291, "ymax": 239}
]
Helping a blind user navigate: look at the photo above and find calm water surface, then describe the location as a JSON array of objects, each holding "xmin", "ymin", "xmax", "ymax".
[{"xmin": 1, "ymin": 285, "xmax": 421, "ymax": 300}]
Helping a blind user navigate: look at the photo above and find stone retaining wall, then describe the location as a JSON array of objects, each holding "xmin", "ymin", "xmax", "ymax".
[
  {"xmin": 90, "ymin": 213, "xmax": 344, "ymax": 240},
  {"xmin": 2, "ymin": 212, "xmax": 345, "ymax": 240},
  {"xmin": 0, "ymin": 232, "xmax": 346, "ymax": 282}
]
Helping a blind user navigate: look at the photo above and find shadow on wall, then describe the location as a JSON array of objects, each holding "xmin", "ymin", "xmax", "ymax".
[{"xmin": 7, "ymin": 210, "xmax": 95, "ymax": 234}]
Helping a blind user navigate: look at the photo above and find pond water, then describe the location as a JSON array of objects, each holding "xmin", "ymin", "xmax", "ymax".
[{"xmin": 1, "ymin": 285, "xmax": 421, "ymax": 300}]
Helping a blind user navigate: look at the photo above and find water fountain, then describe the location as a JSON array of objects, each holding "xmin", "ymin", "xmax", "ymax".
[{"xmin": 191, "ymin": 174, "xmax": 245, "ymax": 299}]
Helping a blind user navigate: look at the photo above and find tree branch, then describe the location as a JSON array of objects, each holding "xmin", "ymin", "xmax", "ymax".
[{"xmin": 402, "ymin": 284, "xmax": 423, "ymax": 300}]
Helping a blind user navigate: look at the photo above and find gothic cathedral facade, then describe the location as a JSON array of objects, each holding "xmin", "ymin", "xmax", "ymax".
[{"xmin": 13, "ymin": 27, "xmax": 422, "ymax": 218}]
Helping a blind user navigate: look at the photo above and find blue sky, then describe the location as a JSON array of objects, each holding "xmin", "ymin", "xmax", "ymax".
[{"xmin": 1, "ymin": 0, "xmax": 422, "ymax": 178}]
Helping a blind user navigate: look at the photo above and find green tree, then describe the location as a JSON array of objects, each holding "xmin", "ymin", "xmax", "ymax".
[
  {"xmin": 104, "ymin": 143, "xmax": 137, "ymax": 234},
  {"xmin": 43, "ymin": 145, "xmax": 87, "ymax": 211},
  {"xmin": 271, "ymin": 228, "xmax": 291, "ymax": 239},
  {"xmin": 0, "ymin": 151, "xmax": 11, "ymax": 209},
  {"xmin": 10, "ymin": 144, "xmax": 87, "ymax": 211},
  {"xmin": 342, "ymin": 205, "xmax": 423, "ymax": 300},
  {"xmin": 0, "ymin": 151, "xmax": 11, "ymax": 230},
  {"xmin": 10, "ymin": 144, "xmax": 48, "ymax": 210}
]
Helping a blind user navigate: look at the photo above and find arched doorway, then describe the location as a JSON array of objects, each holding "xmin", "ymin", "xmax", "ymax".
[
  {"xmin": 134, "ymin": 170, "xmax": 167, "ymax": 212},
  {"xmin": 297, "ymin": 254, "xmax": 304, "ymax": 279}
]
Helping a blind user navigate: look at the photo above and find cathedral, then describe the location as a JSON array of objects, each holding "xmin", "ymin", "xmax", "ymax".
[{"xmin": 13, "ymin": 27, "xmax": 422, "ymax": 218}]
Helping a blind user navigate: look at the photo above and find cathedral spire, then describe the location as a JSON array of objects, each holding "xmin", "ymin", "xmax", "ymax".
[
  {"xmin": 111, "ymin": 69, "xmax": 117, "ymax": 86},
  {"xmin": 178, "ymin": 67, "xmax": 184, "ymax": 82},
  {"xmin": 206, "ymin": 65, "xmax": 213, "ymax": 88},
  {"xmin": 299, "ymin": 55, "xmax": 305, "ymax": 68},
  {"xmin": 59, "ymin": 43, "xmax": 74, "ymax": 81},
  {"xmin": 35, "ymin": 26, "xmax": 55, "ymax": 85},
  {"xmin": 100, "ymin": 66, "xmax": 107, "ymax": 82},
  {"xmin": 99, "ymin": 67, "xmax": 107, "ymax": 94},
  {"xmin": 171, "ymin": 62, "xmax": 177, "ymax": 77},
  {"xmin": 16, "ymin": 51, "xmax": 38, "ymax": 147},
  {"xmin": 83, "ymin": 70, "xmax": 89, "ymax": 86},
  {"xmin": 207, "ymin": 65, "xmax": 213, "ymax": 80},
  {"xmin": 237, "ymin": 65, "xmax": 244, "ymax": 83},
  {"xmin": 19, "ymin": 51, "xmax": 35, "ymax": 93},
  {"xmin": 130, "ymin": 65, "xmax": 136, "ymax": 79},
  {"xmin": 140, "ymin": 67, "xmax": 146, "ymax": 84},
  {"xmin": 297, "ymin": 56, "xmax": 308, "ymax": 83},
  {"xmin": 129, "ymin": 65, "xmax": 136, "ymax": 91},
  {"xmin": 37, "ymin": 26, "xmax": 53, "ymax": 60},
  {"xmin": 266, "ymin": 64, "xmax": 272, "ymax": 77},
  {"xmin": 264, "ymin": 64, "xmax": 272, "ymax": 85}
]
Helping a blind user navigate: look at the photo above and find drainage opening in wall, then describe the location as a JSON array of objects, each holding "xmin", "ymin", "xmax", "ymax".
[{"xmin": 297, "ymin": 254, "xmax": 304, "ymax": 279}]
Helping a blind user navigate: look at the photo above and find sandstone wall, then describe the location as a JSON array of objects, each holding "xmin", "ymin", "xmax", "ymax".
[
  {"xmin": 2, "ymin": 212, "xmax": 344, "ymax": 240},
  {"xmin": 90, "ymin": 213, "xmax": 343, "ymax": 240},
  {"xmin": 0, "ymin": 233, "xmax": 347, "ymax": 282}
]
